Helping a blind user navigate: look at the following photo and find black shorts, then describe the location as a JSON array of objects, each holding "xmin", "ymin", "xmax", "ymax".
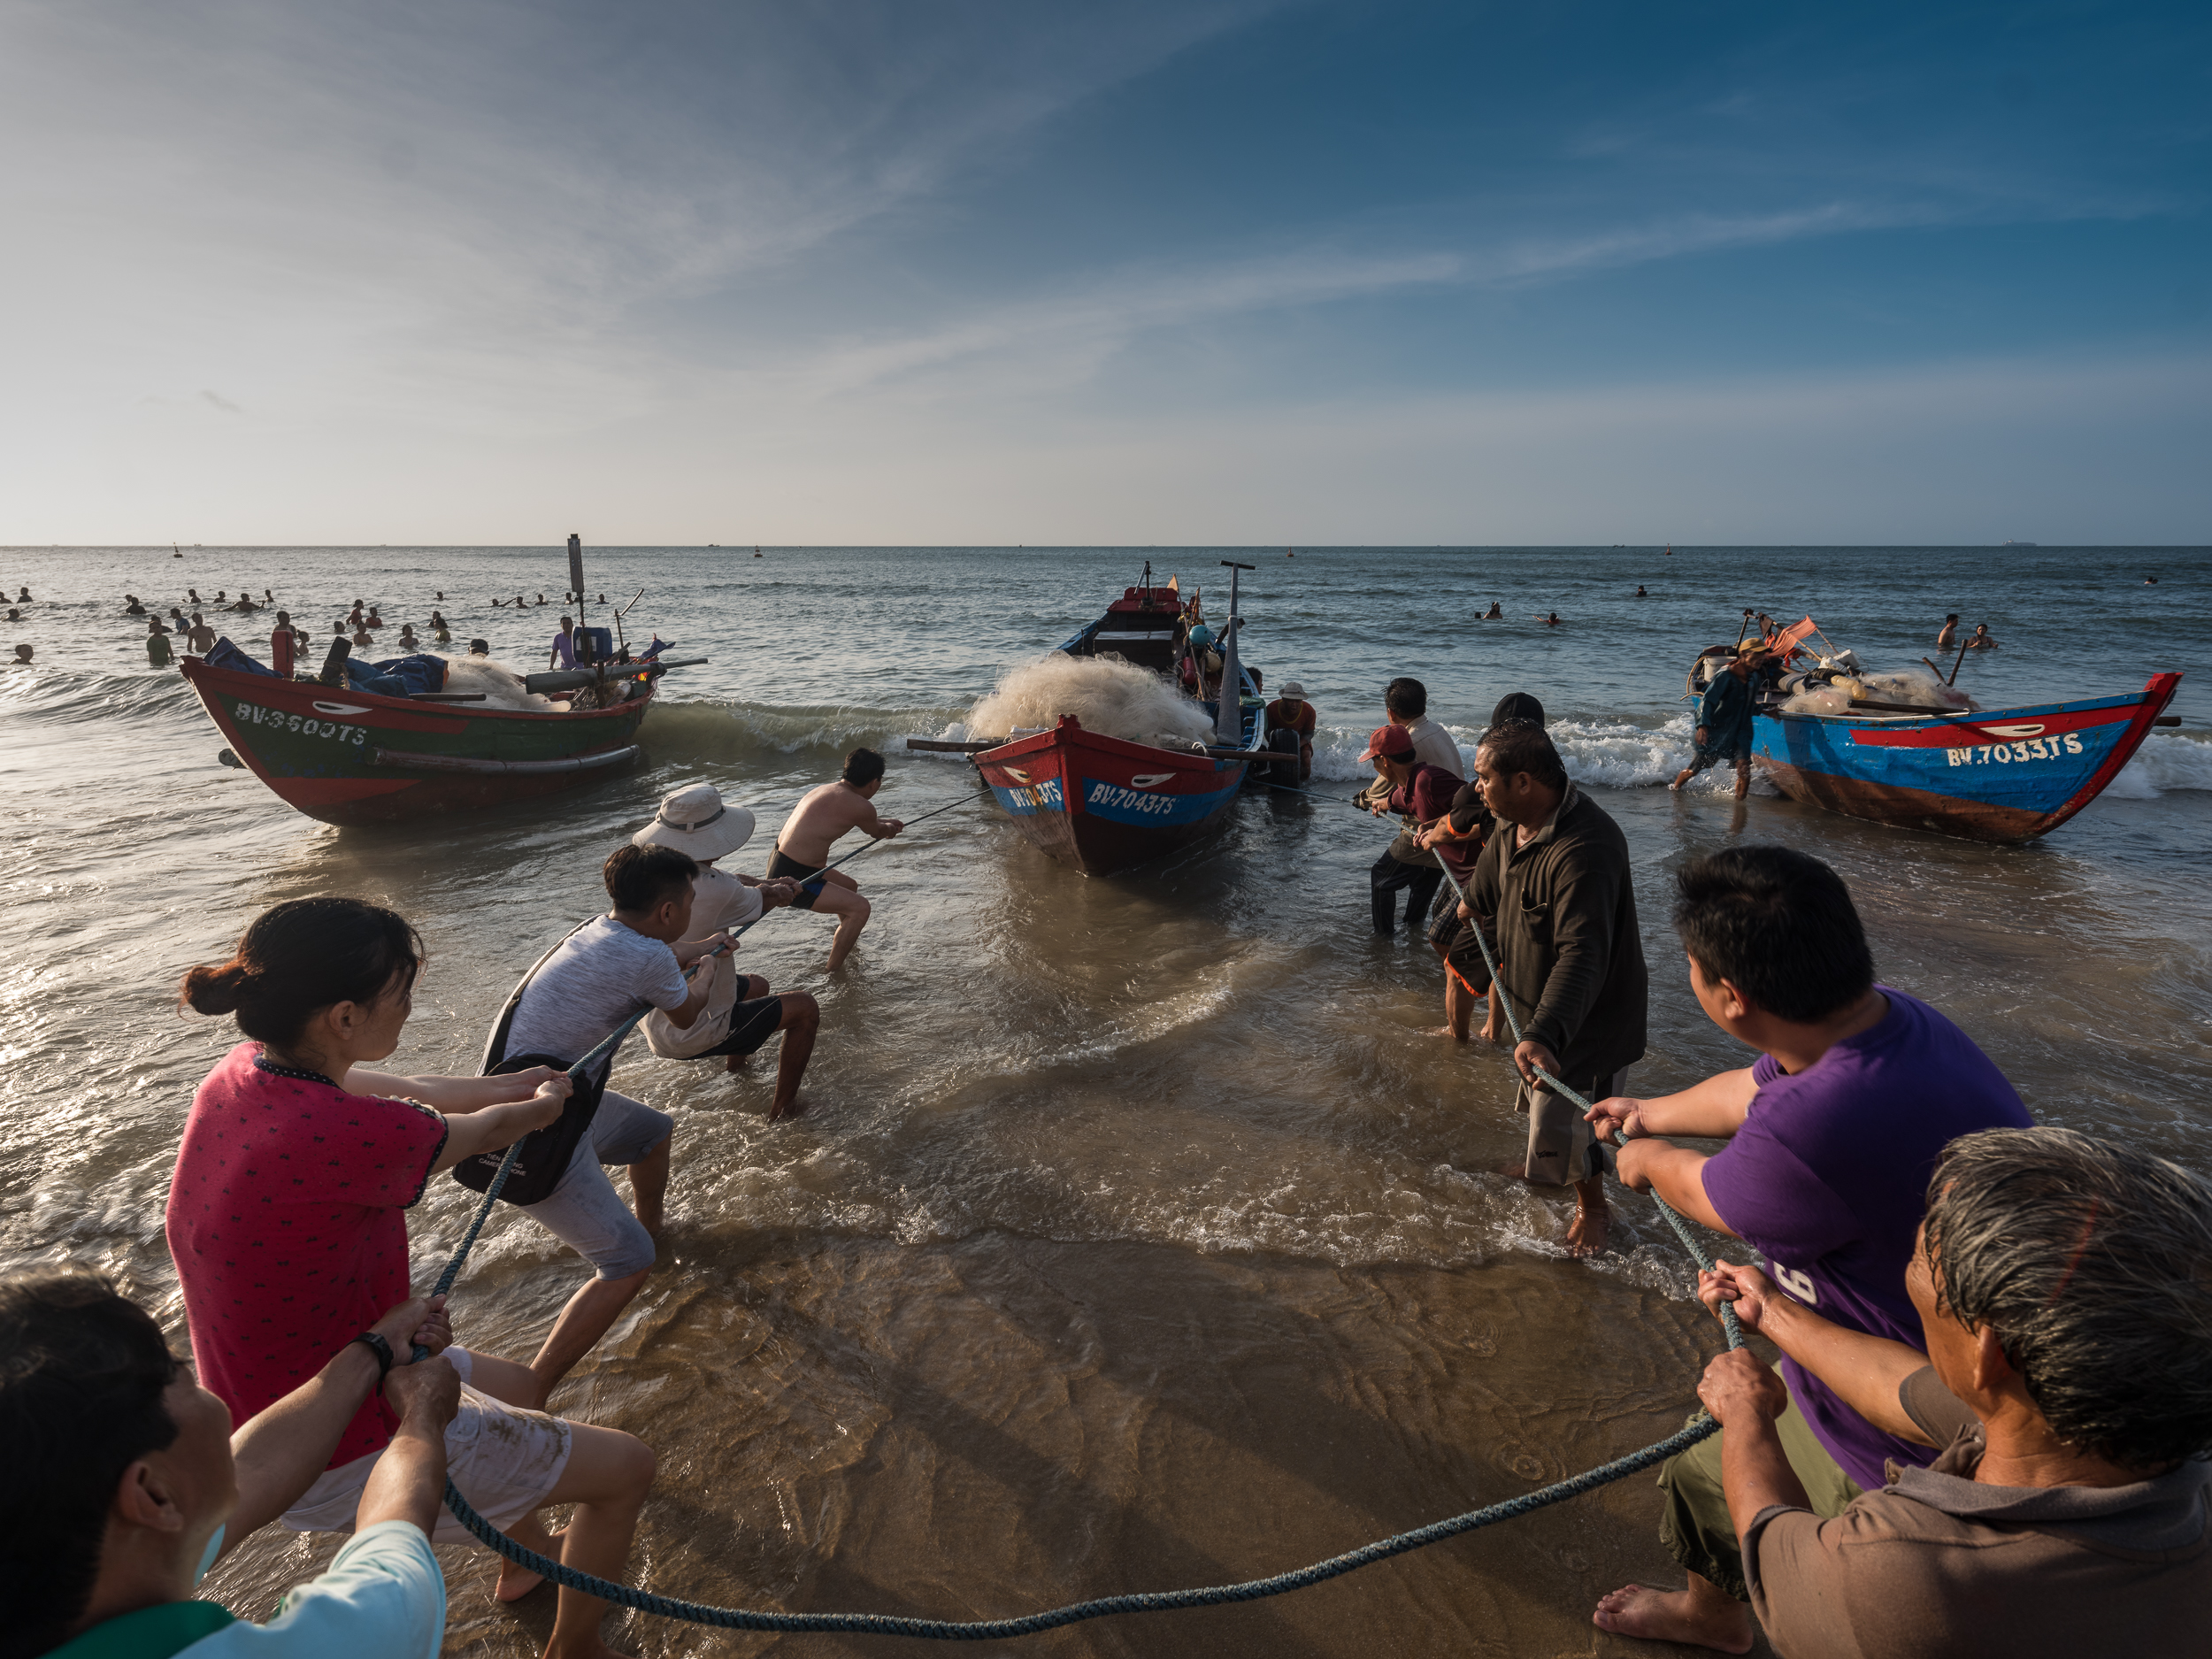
[
  {"xmin": 765, "ymin": 849, "xmax": 828, "ymax": 911},
  {"xmin": 700, "ymin": 994, "xmax": 785, "ymax": 1057},
  {"xmin": 1427, "ymin": 898, "xmax": 1492, "ymax": 979}
]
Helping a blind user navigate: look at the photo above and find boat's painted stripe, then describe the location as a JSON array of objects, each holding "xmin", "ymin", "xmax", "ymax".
[
  {"xmin": 1843, "ymin": 703, "xmax": 2131, "ymax": 749},
  {"xmin": 373, "ymin": 745, "xmax": 640, "ymax": 775}
]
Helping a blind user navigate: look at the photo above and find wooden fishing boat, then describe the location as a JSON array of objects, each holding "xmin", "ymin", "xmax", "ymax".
[
  {"xmin": 972, "ymin": 715, "xmax": 1255, "ymax": 873},
  {"xmin": 1752, "ymin": 674, "xmax": 2182, "ymax": 842},
  {"xmin": 1056, "ymin": 561, "xmax": 1187, "ymax": 674},
  {"xmin": 912, "ymin": 560, "xmax": 1279, "ymax": 874},
  {"xmin": 182, "ymin": 653, "xmax": 663, "ymax": 826}
]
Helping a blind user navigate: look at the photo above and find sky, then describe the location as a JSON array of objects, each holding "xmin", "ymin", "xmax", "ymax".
[{"xmin": 2, "ymin": 0, "xmax": 2208, "ymax": 545}]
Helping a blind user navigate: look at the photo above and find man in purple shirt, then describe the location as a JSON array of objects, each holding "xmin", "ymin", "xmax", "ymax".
[
  {"xmin": 549, "ymin": 613, "xmax": 577, "ymax": 671},
  {"xmin": 1583, "ymin": 845, "xmax": 2031, "ymax": 1653}
]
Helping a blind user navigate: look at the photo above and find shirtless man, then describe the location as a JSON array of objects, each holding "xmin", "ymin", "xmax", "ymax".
[
  {"xmin": 1936, "ymin": 613, "xmax": 1959, "ymax": 649},
  {"xmin": 185, "ymin": 611, "xmax": 217, "ymax": 654},
  {"xmin": 766, "ymin": 748, "xmax": 903, "ymax": 970}
]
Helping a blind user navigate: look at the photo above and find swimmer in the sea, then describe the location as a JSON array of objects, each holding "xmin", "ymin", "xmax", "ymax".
[
  {"xmin": 1965, "ymin": 624, "xmax": 1999, "ymax": 650},
  {"xmin": 1483, "ymin": 601, "xmax": 1502, "ymax": 619}
]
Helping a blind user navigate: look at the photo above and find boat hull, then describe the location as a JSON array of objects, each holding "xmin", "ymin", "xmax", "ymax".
[
  {"xmin": 182, "ymin": 657, "xmax": 652, "ymax": 826},
  {"xmin": 1753, "ymin": 672, "xmax": 2179, "ymax": 842},
  {"xmin": 976, "ymin": 717, "xmax": 1247, "ymax": 874}
]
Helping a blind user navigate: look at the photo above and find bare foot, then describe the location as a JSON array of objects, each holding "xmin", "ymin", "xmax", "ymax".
[
  {"xmin": 768, "ymin": 1095, "xmax": 806, "ymax": 1124},
  {"xmin": 1428, "ymin": 1024, "xmax": 1471, "ymax": 1042},
  {"xmin": 634, "ymin": 1204, "xmax": 664, "ymax": 1239},
  {"xmin": 1566, "ymin": 1203, "xmax": 1611, "ymax": 1258},
  {"xmin": 495, "ymin": 1554, "xmax": 549, "ymax": 1603},
  {"xmin": 724, "ymin": 1051, "xmax": 750, "ymax": 1073},
  {"xmin": 1592, "ymin": 1584, "xmax": 1754, "ymax": 1653}
]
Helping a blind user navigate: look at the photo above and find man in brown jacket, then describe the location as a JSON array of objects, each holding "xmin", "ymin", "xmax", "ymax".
[
  {"xmin": 1603, "ymin": 1125, "xmax": 2212, "ymax": 1655},
  {"xmin": 1468, "ymin": 720, "xmax": 1647, "ymax": 1256}
]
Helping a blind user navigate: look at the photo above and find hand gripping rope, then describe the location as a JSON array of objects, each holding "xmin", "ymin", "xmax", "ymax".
[{"xmin": 407, "ymin": 807, "xmax": 1741, "ymax": 1635}]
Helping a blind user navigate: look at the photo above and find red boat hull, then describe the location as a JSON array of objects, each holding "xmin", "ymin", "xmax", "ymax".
[
  {"xmin": 182, "ymin": 657, "xmax": 652, "ymax": 826},
  {"xmin": 976, "ymin": 716, "xmax": 1246, "ymax": 874}
]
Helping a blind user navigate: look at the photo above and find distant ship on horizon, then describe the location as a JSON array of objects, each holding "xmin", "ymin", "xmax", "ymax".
[{"xmin": 2001, "ymin": 539, "xmax": 2039, "ymax": 547}]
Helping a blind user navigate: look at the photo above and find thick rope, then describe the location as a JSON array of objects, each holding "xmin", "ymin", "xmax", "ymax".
[{"xmin": 407, "ymin": 800, "xmax": 1741, "ymax": 1634}]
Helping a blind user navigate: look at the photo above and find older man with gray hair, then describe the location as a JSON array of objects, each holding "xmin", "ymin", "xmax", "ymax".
[{"xmin": 1606, "ymin": 1126, "xmax": 2212, "ymax": 1655}]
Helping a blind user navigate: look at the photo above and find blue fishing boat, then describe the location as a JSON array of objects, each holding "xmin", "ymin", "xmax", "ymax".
[{"xmin": 1753, "ymin": 672, "xmax": 2181, "ymax": 842}]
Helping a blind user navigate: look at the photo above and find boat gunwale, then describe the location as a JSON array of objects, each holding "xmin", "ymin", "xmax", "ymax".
[{"xmin": 180, "ymin": 654, "xmax": 659, "ymax": 725}]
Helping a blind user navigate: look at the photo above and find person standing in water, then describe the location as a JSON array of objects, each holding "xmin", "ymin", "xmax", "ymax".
[
  {"xmin": 1263, "ymin": 680, "xmax": 1317, "ymax": 779},
  {"xmin": 1936, "ymin": 614, "xmax": 1960, "ymax": 649},
  {"xmin": 1468, "ymin": 719, "xmax": 1647, "ymax": 1257},
  {"xmin": 1672, "ymin": 649, "xmax": 1764, "ymax": 799},
  {"xmin": 767, "ymin": 749, "xmax": 904, "ymax": 971},
  {"xmin": 185, "ymin": 612, "xmax": 216, "ymax": 655},
  {"xmin": 146, "ymin": 618, "xmax": 175, "ymax": 669},
  {"xmin": 549, "ymin": 615, "xmax": 578, "ymax": 670},
  {"xmin": 270, "ymin": 610, "xmax": 297, "ymax": 678}
]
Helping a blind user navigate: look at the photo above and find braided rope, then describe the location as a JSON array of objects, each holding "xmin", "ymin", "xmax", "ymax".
[{"xmin": 403, "ymin": 803, "xmax": 1742, "ymax": 1633}]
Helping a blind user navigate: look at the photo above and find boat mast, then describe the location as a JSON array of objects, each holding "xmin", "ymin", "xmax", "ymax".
[
  {"xmin": 1215, "ymin": 559, "xmax": 1254, "ymax": 746},
  {"xmin": 568, "ymin": 534, "xmax": 587, "ymax": 657}
]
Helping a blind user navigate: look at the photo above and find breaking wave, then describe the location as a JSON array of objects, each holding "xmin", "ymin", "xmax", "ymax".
[{"xmin": 2106, "ymin": 732, "xmax": 2212, "ymax": 799}]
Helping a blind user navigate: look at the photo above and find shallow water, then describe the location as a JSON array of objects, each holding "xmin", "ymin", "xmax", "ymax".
[{"xmin": 2, "ymin": 543, "xmax": 2207, "ymax": 1655}]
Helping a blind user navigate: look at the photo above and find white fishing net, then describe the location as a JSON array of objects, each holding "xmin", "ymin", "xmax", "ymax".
[{"xmin": 967, "ymin": 653, "xmax": 1215, "ymax": 749}]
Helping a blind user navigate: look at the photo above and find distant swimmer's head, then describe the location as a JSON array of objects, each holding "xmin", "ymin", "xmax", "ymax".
[
  {"xmin": 179, "ymin": 897, "xmax": 423, "ymax": 1055},
  {"xmin": 12, "ymin": 642, "xmax": 31, "ymax": 664},
  {"xmin": 274, "ymin": 610, "xmax": 289, "ymax": 626},
  {"xmin": 843, "ymin": 747, "xmax": 887, "ymax": 794},
  {"xmin": 468, "ymin": 638, "xmax": 489, "ymax": 656},
  {"xmin": 634, "ymin": 781, "xmax": 755, "ymax": 864}
]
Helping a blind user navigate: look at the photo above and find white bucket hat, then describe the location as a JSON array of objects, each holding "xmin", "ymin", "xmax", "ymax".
[
  {"xmin": 633, "ymin": 783, "xmax": 755, "ymax": 861},
  {"xmin": 1279, "ymin": 680, "xmax": 1306, "ymax": 700}
]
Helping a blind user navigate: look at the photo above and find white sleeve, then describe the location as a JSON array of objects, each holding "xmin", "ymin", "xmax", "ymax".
[
  {"xmin": 195, "ymin": 1521, "xmax": 445, "ymax": 1659},
  {"xmin": 645, "ymin": 941, "xmax": 692, "ymax": 1010}
]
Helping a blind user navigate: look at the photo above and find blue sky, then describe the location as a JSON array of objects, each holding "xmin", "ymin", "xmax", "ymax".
[{"xmin": 2, "ymin": 0, "xmax": 2206, "ymax": 542}]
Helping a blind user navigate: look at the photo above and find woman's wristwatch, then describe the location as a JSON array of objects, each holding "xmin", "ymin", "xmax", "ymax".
[{"xmin": 350, "ymin": 1331, "xmax": 395, "ymax": 1380}]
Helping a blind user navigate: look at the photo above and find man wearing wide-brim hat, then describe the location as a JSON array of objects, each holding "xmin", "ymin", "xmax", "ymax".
[
  {"xmin": 632, "ymin": 783, "xmax": 819, "ymax": 1118},
  {"xmin": 1264, "ymin": 678, "xmax": 1317, "ymax": 780}
]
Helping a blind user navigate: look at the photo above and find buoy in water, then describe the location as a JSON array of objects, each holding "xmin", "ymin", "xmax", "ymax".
[{"xmin": 217, "ymin": 749, "xmax": 243, "ymax": 769}]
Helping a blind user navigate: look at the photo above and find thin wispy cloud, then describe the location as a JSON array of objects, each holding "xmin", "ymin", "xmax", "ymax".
[{"xmin": 0, "ymin": 0, "xmax": 2203, "ymax": 541}]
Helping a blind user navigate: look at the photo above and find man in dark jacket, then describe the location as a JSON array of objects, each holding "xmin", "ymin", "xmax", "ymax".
[
  {"xmin": 1470, "ymin": 719, "xmax": 1647, "ymax": 1256},
  {"xmin": 1671, "ymin": 648, "xmax": 1765, "ymax": 797}
]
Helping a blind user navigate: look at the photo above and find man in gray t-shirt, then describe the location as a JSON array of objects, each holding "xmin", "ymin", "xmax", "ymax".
[{"xmin": 495, "ymin": 843, "xmax": 733, "ymax": 1407}]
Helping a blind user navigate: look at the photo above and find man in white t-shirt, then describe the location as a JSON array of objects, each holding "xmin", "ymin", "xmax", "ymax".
[
  {"xmin": 6, "ymin": 1265, "xmax": 455, "ymax": 1659},
  {"xmin": 496, "ymin": 841, "xmax": 738, "ymax": 1407}
]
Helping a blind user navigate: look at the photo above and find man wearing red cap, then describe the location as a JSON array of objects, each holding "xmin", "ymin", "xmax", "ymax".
[{"xmin": 1365, "ymin": 724, "xmax": 1460, "ymax": 932}]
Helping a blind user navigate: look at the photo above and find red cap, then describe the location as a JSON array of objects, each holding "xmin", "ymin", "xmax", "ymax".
[{"xmin": 1363, "ymin": 724, "xmax": 1417, "ymax": 762}]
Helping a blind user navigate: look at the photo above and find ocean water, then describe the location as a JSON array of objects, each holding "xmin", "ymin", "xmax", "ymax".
[{"xmin": 3, "ymin": 542, "xmax": 2207, "ymax": 1656}]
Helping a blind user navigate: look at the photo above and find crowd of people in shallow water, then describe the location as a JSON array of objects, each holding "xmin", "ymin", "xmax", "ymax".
[
  {"xmin": 4, "ymin": 626, "xmax": 2208, "ymax": 1659},
  {"xmin": 0, "ymin": 579, "xmax": 625, "ymax": 676}
]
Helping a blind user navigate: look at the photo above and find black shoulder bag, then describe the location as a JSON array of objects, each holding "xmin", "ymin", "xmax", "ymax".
[{"xmin": 452, "ymin": 920, "xmax": 608, "ymax": 1208}]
